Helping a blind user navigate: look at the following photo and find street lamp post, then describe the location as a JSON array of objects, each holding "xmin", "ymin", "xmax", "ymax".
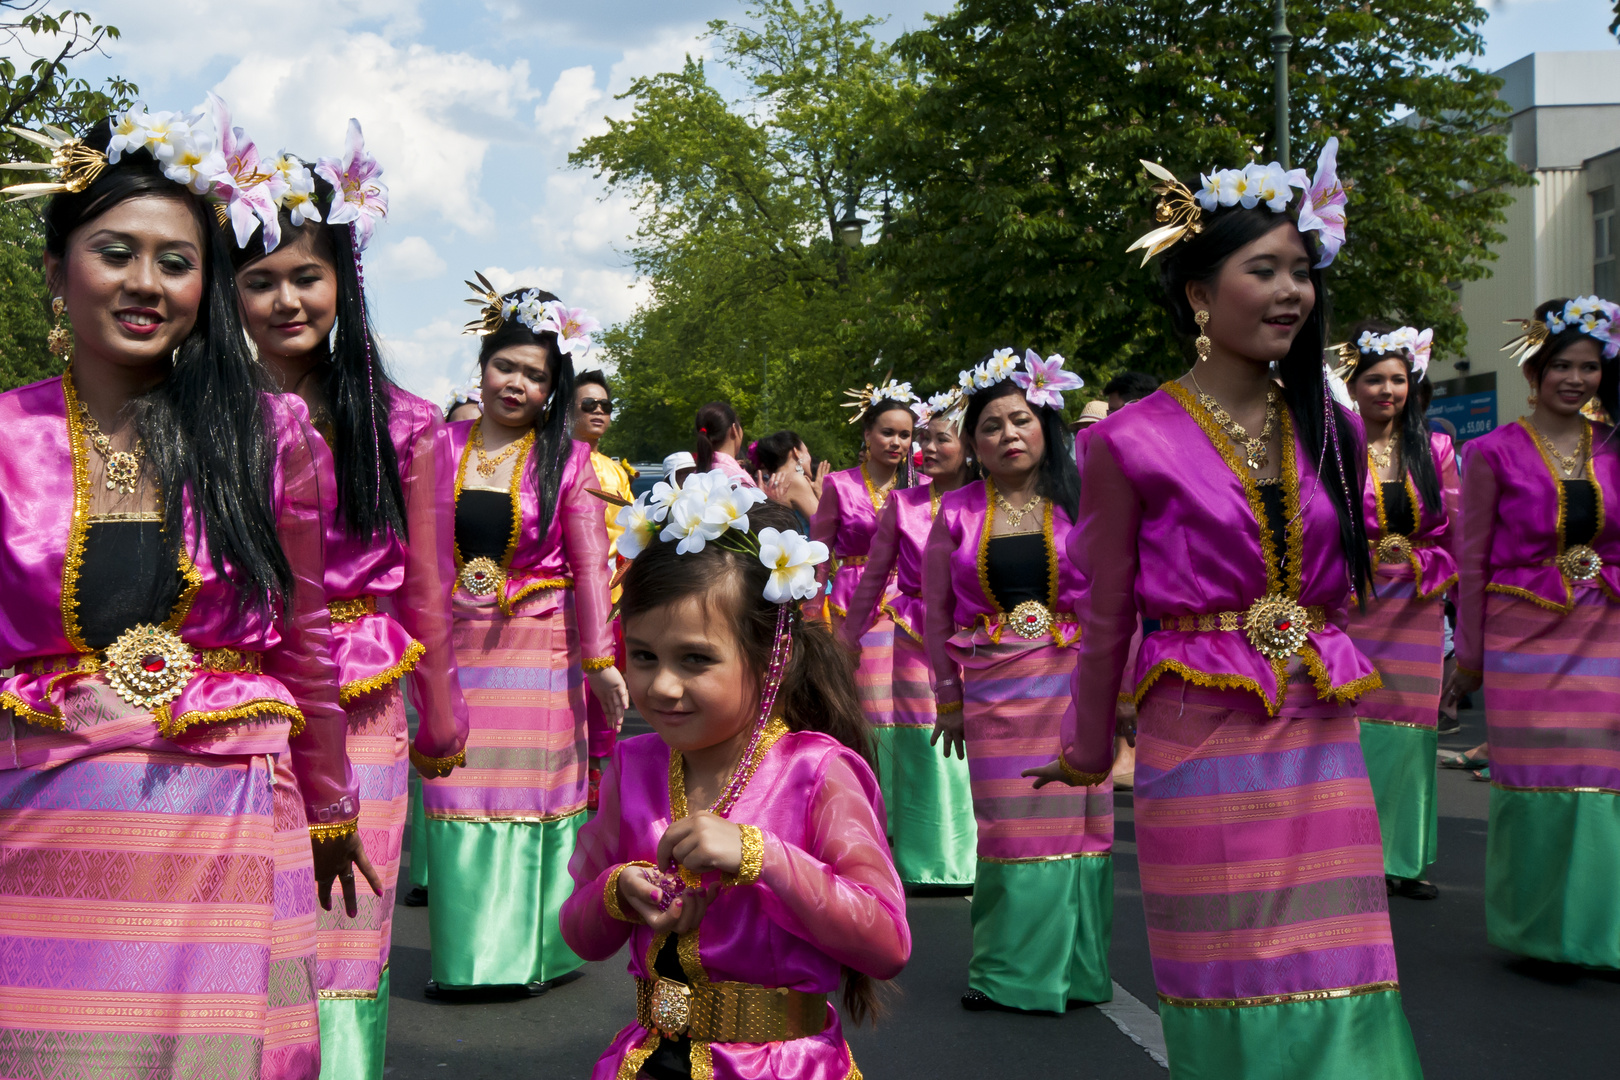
[
  {"xmin": 1271, "ymin": 0, "xmax": 1293, "ymax": 169},
  {"xmin": 835, "ymin": 191, "xmax": 868, "ymax": 249}
]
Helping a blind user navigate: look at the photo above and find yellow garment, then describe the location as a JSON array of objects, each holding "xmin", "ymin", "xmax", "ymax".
[{"xmin": 590, "ymin": 450, "xmax": 635, "ymax": 602}]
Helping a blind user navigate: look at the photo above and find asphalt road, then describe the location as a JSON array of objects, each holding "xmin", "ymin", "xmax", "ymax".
[{"xmin": 381, "ymin": 703, "xmax": 1620, "ymax": 1077}]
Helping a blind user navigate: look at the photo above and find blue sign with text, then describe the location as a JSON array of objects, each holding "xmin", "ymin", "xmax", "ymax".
[{"xmin": 1426, "ymin": 372, "xmax": 1496, "ymax": 445}]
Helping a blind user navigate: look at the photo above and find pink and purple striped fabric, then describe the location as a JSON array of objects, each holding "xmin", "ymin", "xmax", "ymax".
[
  {"xmin": 948, "ymin": 640, "xmax": 1111, "ymax": 861},
  {"xmin": 1134, "ymin": 679, "xmax": 1398, "ymax": 1002},
  {"xmin": 1483, "ymin": 587, "xmax": 1620, "ymax": 793},
  {"xmin": 422, "ymin": 592, "xmax": 588, "ymax": 822},
  {"xmin": 891, "ymin": 633, "xmax": 936, "ymax": 728},
  {"xmin": 316, "ymin": 684, "xmax": 408, "ymax": 1000},
  {"xmin": 1346, "ymin": 571, "xmax": 1445, "ymax": 730},
  {"xmin": 835, "ymin": 611, "xmax": 896, "ymax": 730},
  {"xmin": 0, "ymin": 730, "xmax": 320, "ymax": 1078}
]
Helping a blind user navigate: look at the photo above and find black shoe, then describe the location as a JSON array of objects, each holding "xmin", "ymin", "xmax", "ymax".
[
  {"xmin": 960, "ymin": 989, "xmax": 1060, "ymax": 1016},
  {"xmin": 1436, "ymin": 715, "xmax": 1461, "ymax": 735},
  {"xmin": 423, "ymin": 979, "xmax": 442, "ymax": 999},
  {"xmin": 402, "ymin": 886, "xmax": 428, "ymax": 907},
  {"xmin": 1386, "ymin": 876, "xmax": 1439, "ymax": 900}
]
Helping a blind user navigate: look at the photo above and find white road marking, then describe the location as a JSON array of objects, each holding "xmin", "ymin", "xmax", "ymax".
[{"xmin": 1098, "ymin": 980, "xmax": 1169, "ymax": 1069}]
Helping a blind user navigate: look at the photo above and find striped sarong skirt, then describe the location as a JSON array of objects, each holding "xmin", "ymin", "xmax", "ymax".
[
  {"xmin": 0, "ymin": 738, "xmax": 320, "ymax": 1079},
  {"xmin": 1346, "ymin": 572, "xmax": 1444, "ymax": 729}
]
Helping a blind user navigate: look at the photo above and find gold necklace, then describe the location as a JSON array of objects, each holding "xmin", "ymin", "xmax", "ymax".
[
  {"xmin": 992, "ymin": 482, "xmax": 1042, "ymax": 530},
  {"xmin": 860, "ymin": 464, "xmax": 895, "ymax": 512},
  {"xmin": 1530, "ymin": 420, "xmax": 1589, "ymax": 478},
  {"xmin": 78, "ymin": 402, "xmax": 143, "ymax": 495},
  {"xmin": 1369, "ymin": 434, "xmax": 1397, "ymax": 472},
  {"xmin": 472, "ymin": 420, "xmax": 527, "ymax": 478},
  {"xmin": 1190, "ymin": 374, "xmax": 1278, "ymax": 472},
  {"xmin": 929, "ymin": 485, "xmax": 941, "ymax": 520}
]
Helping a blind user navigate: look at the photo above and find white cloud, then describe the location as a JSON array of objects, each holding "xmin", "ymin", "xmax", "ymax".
[
  {"xmin": 379, "ymin": 317, "xmax": 478, "ymax": 407},
  {"xmin": 373, "ymin": 235, "xmax": 448, "ymax": 282},
  {"xmin": 537, "ymin": 66, "xmax": 607, "ymax": 140}
]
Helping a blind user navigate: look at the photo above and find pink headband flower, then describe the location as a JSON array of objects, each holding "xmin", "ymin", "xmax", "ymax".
[
  {"xmin": 1295, "ymin": 137, "xmax": 1346, "ymax": 269},
  {"xmin": 1011, "ymin": 349, "xmax": 1084, "ymax": 411},
  {"xmin": 316, "ymin": 118, "xmax": 389, "ymax": 251}
]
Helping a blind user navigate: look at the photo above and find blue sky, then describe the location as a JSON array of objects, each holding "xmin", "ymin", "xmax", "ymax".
[{"xmin": 40, "ymin": 0, "xmax": 1620, "ymax": 406}]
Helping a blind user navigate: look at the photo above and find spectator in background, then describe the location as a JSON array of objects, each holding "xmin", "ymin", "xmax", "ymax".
[
  {"xmin": 446, "ymin": 379, "xmax": 483, "ymax": 422},
  {"xmin": 693, "ymin": 400, "xmax": 757, "ymax": 486},
  {"xmin": 663, "ymin": 450, "xmax": 696, "ymax": 487},
  {"xmin": 1104, "ymin": 370, "xmax": 1160, "ymax": 414},
  {"xmin": 570, "ymin": 370, "xmax": 636, "ymax": 559},
  {"xmin": 753, "ymin": 429, "xmax": 829, "ymax": 529}
]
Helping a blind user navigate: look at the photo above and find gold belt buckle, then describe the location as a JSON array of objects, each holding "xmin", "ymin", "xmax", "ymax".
[
  {"xmin": 459, "ymin": 557, "xmax": 504, "ymax": 597},
  {"xmin": 1007, "ymin": 600, "xmax": 1053, "ymax": 640},
  {"xmin": 648, "ymin": 976, "xmax": 692, "ymax": 1038},
  {"xmin": 1375, "ymin": 534, "xmax": 1413, "ymax": 564},
  {"xmin": 1557, "ymin": 545, "xmax": 1603, "ymax": 582},
  {"xmin": 102, "ymin": 625, "xmax": 197, "ymax": 709},
  {"xmin": 1242, "ymin": 594, "xmax": 1311, "ymax": 661}
]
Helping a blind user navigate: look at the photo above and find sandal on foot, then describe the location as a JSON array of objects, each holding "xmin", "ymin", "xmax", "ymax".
[{"xmin": 1438, "ymin": 749, "xmax": 1487, "ymax": 770}]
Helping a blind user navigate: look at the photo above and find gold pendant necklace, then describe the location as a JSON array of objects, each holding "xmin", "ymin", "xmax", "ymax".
[
  {"xmin": 472, "ymin": 420, "xmax": 525, "ymax": 478},
  {"xmin": 1531, "ymin": 420, "xmax": 1588, "ymax": 478},
  {"xmin": 993, "ymin": 485, "xmax": 1042, "ymax": 530},
  {"xmin": 860, "ymin": 464, "xmax": 895, "ymax": 512},
  {"xmin": 78, "ymin": 402, "xmax": 143, "ymax": 495},
  {"xmin": 1369, "ymin": 434, "xmax": 1397, "ymax": 472},
  {"xmin": 1190, "ymin": 374, "xmax": 1278, "ymax": 472}
]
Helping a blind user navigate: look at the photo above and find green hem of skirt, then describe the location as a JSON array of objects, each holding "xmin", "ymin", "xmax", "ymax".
[
  {"xmin": 968, "ymin": 857, "xmax": 1112, "ymax": 1011},
  {"xmin": 873, "ymin": 725, "xmax": 976, "ymax": 887},
  {"xmin": 408, "ymin": 773, "xmax": 429, "ymax": 890},
  {"xmin": 1357, "ymin": 721, "xmax": 1438, "ymax": 879},
  {"xmin": 1487, "ymin": 786, "xmax": 1620, "ymax": 968},
  {"xmin": 317, "ymin": 967, "xmax": 389, "ymax": 1080},
  {"xmin": 425, "ymin": 815, "xmax": 584, "ymax": 987},
  {"xmin": 1158, "ymin": 988, "xmax": 1422, "ymax": 1080}
]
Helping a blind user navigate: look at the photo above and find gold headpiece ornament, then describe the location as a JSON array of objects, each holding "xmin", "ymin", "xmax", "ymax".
[
  {"xmin": 0, "ymin": 125, "xmax": 107, "ymax": 202},
  {"xmin": 462, "ymin": 272, "xmax": 506, "ymax": 337},
  {"xmin": 1124, "ymin": 160, "xmax": 1203, "ymax": 267},
  {"xmin": 1500, "ymin": 318, "xmax": 1551, "ymax": 367},
  {"xmin": 841, "ymin": 371, "xmax": 919, "ymax": 425},
  {"xmin": 1327, "ymin": 341, "xmax": 1359, "ymax": 382}
]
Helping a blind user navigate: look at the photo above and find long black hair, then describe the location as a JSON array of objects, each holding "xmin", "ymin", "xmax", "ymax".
[
  {"xmin": 230, "ymin": 166, "xmax": 406, "ymax": 543},
  {"xmin": 694, "ymin": 400, "xmax": 740, "ymax": 473},
  {"xmin": 1522, "ymin": 298, "xmax": 1620, "ymax": 423},
  {"xmin": 1158, "ymin": 207, "xmax": 1372, "ymax": 601},
  {"xmin": 1344, "ymin": 318, "xmax": 1441, "ymax": 515},
  {"xmin": 45, "ymin": 123, "xmax": 291, "ymax": 611},
  {"xmin": 479, "ymin": 289, "xmax": 575, "ymax": 539},
  {"xmin": 860, "ymin": 398, "xmax": 917, "ymax": 489},
  {"xmin": 749, "ymin": 429, "xmax": 803, "ymax": 475},
  {"xmin": 618, "ymin": 500, "xmax": 883, "ymax": 1025},
  {"xmin": 960, "ymin": 371, "xmax": 1081, "ymax": 522}
]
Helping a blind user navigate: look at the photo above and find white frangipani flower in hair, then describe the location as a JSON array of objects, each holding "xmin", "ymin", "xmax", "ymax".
[
  {"xmin": 615, "ymin": 496, "xmax": 662, "ymax": 560},
  {"xmin": 758, "ymin": 528, "xmax": 830, "ymax": 603}
]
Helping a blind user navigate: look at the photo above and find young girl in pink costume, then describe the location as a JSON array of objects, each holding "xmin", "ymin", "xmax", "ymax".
[{"xmin": 562, "ymin": 483, "xmax": 910, "ymax": 1080}]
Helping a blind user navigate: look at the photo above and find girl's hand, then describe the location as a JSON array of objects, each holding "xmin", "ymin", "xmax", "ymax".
[
  {"xmin": 1023, "ymin": 760, "xmax": 1068, "ymax": 790},
  {"xmin": 312, "ymin": 831, "xmax": 384, "ymax": 918},
  {"xmin": 931, "ymin": 710, "xmax": 966, "ymax": 760},
  {"xmin": 1451, "ymin": 668, "xmax": 1483, "ymax": 697},
  {"xmin": 588, "ymin": 667, "xmax": 629, "ymax": 726},
  {"xmin": 617, "ymin": 864, "xmax": 717, "ymax": 935},
  {"xmin": 657, "ymin": 811, "xmax": 744, "ymax": 878}
]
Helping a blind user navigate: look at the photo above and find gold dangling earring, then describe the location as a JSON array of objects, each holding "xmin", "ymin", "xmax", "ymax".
[
  {"xmin": 48, "ymin": 297, "xmax": 72, "ymax": 364},
  {"xmin": 1528, "ymin": 386, "xmax": 1539, "ymax": 408},
  {"xmin": 1194, "ymin": 309, "xmax": 1212, "ymax": 364}
]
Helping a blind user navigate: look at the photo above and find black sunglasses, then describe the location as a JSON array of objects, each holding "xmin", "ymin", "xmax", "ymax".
[{"xmin": 579, "ymin": 399, "xmax": 614, "ymax": 416}]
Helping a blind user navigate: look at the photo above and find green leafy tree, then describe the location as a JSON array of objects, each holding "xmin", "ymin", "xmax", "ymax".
[
  {"xmin": 0, "ymin": 2, "xmax": 135, "ymax": 390},
  {"xmin": 878, "ymin": 0, "xmax": 1528, "ymax": 386},
  {"xmin": 571, "ymin": 0, "xmax": 918, "ymax": 465}
]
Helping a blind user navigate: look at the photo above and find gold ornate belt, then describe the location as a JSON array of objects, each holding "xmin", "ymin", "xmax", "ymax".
[
  {"xmin": 458, "ymin": 556, "xmax": 506, "ymax": 597},
  {"xmin": 1164, "ymin": 597, "xmax": 1327, "ymax": 661},
  {"xmin": 1547, "ymin": 545, "xmax": 1604, "ymax": 583},
  {"xmin": 635, "ymin": 976, "xmax": 828, "ymax": 1043},
  {"xmin": 1372, "ymin": 534, "xmax": 1433, "ymax": 564},
  {"xmin": 327, "ymin": 596, "xmax": 377, "ymax": 623},
  {"xmin": 982, "ymin": 601, "xmax": 1077, "ymax": 640},
  {"xmin": 32, "ymin": 630, "xmax": 262, "ymax": 711}
]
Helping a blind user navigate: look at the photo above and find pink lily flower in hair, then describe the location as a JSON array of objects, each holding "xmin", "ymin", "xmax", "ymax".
[
  {"xmin": 205, "ymin": 94, "xmax": 282, "ymax": 251},
  {"xmin": 1295, "ymin": 136, "xmax": 1346, "ymax": 269},
  {"xmin": 540, "ymin": 301, "xmax": 600, "ymax": 356},
  {"xmin": 1408, "ymin": 327, "xmax": 1434, "ymax": 378},
  {"xmin": 316, "ymin": 118, "xmax": 389, "ymax": 251},
  {"xmin": 1011, "ymin": 349, "xmax": 1084, "ymax": 411}
]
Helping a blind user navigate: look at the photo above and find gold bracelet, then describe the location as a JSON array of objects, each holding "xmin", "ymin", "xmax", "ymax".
[
  {"xmin": 1456, "ymin": 664, "xmax": 1483, "ymax": 679},
  {"xmin": 582, "ymin": 655, "xmax": 617, "ymax": 673},
  {"xmin": 936, "ymin": 700, "xmax": 963, "ymax": 715},
  {"xmin": 309, "ymin": 818, "xmax": 358, "ymax": 842},
  {"xmin": 605, "ymin": 861, "xmax": 656, "ymax": 922},
  {"xmin": 1058, "ymin": 756, "xmax": 1109, "ymax": 788},
  {"xmin": 725, "ymin": 824, "xmax": 765, "ymax": 887},
  {"xmin": 410, "ymin": 745, "xmax": 466, "ymax": 778}
]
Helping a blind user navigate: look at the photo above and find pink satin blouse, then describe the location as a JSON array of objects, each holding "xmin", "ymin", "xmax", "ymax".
[
  {"xmin": 320, "ymin": 386, "xmax": 468, "ymax": 763},
  {"xmin": 1362, "ymin": 429, "xmax": 1460, "ymax": 598},
  {"xmin": 562, "ymin": 729, "xmax": 909, "ymax": 1080},
  {"xmin": 0, "ymin": 375, "xmax": 356, "ymax": 824},
  {"xmin": 1455, "ymin": 419, "xmax": 1620, "ymax": 673},
  {"xmin": 446, "ymin": 423, "xmax": 613, "ymax": 662},
  {"xmin": 839, "ymin": 485, "xmax": 935, "ymax": 646},
  {"xmin": 810, "ymin": 467, "xmax": 891, "ymax": 617},
  {"xmin": 1061, "ymin": 385, "xmax": 1379, "ymax": 777}
]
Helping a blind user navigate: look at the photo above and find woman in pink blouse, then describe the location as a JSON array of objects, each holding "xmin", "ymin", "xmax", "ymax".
[
  {"xmin": 0, "ymin": 111, "xmax": 372, "ymax": 1078},
  {"xmin": 231, "ymin": 123, "xmax": 468, "ymax": 1072}
]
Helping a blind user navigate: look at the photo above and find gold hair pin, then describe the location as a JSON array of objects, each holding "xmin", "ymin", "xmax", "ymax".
[
  {"xmin": 1125, "ymin": 160, "xmax": 1204, "ymax": 267},
  {"xmin": 0, "ymin": 125, "xmax": 107, "ymax": 202},
  {"xmin": 1500, "ymin": 319, "xmax": 1550, "ymax": 366},
  {"xmin": 462, "ymin": 272, "xmax": 506, "ymax": 337}
]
